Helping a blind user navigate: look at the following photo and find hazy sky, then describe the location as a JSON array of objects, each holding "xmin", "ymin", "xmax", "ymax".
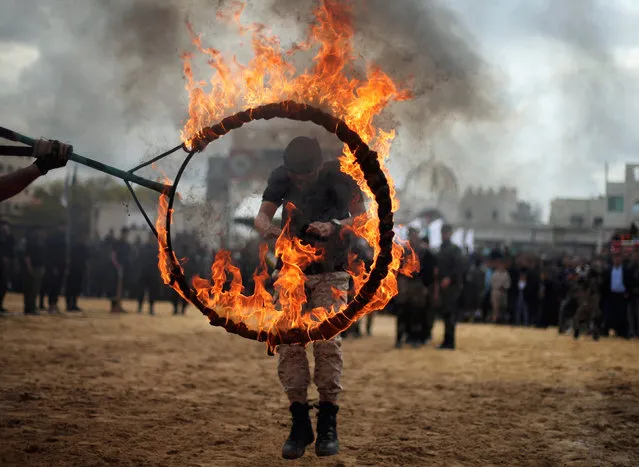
[{"xmin": 1, "ymin": 0, "xmax": 638, "ymax": 218}]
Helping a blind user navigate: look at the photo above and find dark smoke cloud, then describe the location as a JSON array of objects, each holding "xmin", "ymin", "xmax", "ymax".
[
  {"xmin": 1, "ymin": 0, "xmax": 494, "ymax": 181},
  {"xmin": 0, "ymin": 0, "xmax": 233, "ymax": 180},
  {"xmin": 2, "ymin": 0, "xmax": 637, "ymax": 214},
  {"xmin": 268, "ymin": 0, "xmax": 496, "ymax": 141}
]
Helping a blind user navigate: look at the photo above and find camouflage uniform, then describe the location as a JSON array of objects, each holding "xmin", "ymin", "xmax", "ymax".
[
  {"xmin": 277, "ymin": 271, "xmax": 349, "ymax": 404},
  {"xmin": 572, "ymin": 270, "xmax": 602, "ymax": 338}
]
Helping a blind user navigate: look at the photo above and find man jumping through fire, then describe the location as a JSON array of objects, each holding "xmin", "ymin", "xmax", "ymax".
[{"xmin": 254, "ymin": 136, "xmax": 365, "ymax": 459}]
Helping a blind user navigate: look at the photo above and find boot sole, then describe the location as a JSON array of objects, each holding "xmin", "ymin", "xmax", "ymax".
[
  {"xmin": 315, "ymin": 447, "xmax": 340, "ymax": 457},
  {"xmin": 282, "ymin": 450, "xmax": 306, "ymax": 460},
  {"xmin": 282, "ymin": 437, "xmax": 314, "ymax": 460},
  {"xmin": 282, "ymin": 444, "xmax": 311, "ymax": 460}
]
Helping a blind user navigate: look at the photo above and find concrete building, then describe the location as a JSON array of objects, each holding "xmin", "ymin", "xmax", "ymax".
[
  {"xmin": 549, "ymin": 197, "xmax": 605, "ymax": 228},
  {"xmin": 549, "ymin": 163, "xmax": 639, "ymax": 230},
  {"xmin": 460, "ymin": 186, "xmax": 519, "ymax": 224},
  {"xmin": 605, "ymin": 163, "xmax": 639, "ymax": 228}
]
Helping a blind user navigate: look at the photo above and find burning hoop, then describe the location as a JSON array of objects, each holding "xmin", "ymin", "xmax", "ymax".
[{"xmin": 159, "ymin": 101, "xmax": 394, "ymax": 354}]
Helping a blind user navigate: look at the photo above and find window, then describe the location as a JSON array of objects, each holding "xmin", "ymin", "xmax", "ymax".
[
  {"xmin": 632, "ymin": 201, "xmax": 639, "ymax": 214},
  {"xmin": 607, "ymin": 196, "xmax": 624, "ymax": 212},
  {"xmin": 0, "ymin": 164, "xmax": 4, "ymax": 173},
  {"xmin": 634, "ymin": 166, "xmax": 639, "ymax": 181},
  {"xmin": 465, "ymin": 209, "xmax": 472, "ymax": 221},
  {"xmin": 492, "ymin": 210, "xmax": 498, "ymax": 221},
  {"xmin": 569, "ymin": 215, "xmax": 584, "ymax": 228},
  {"xmin": 593, "ymin": 216, "xmax": 603, "ymax": 227}
]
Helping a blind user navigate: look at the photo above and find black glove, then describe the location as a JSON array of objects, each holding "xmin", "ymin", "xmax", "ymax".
[{"xmin": 33, "ymin": 139, "xmax": 72, "ymax": 175}]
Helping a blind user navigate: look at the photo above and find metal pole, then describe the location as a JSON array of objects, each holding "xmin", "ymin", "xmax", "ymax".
[{"xmin": 1, "ymin": 127, "xmax": 172, "ymax": 194}]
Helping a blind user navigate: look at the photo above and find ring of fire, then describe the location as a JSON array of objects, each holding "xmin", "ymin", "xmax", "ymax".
[{"xmin": 157, "ymin": 101, "xmax": 395, "ymax": 355}]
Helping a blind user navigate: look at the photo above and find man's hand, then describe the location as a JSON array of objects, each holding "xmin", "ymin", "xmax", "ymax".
[
  {"xmin": 263, "ymin": 225, "xmax": 282, "ymax": 240},
  {"xmin": 33, "ymin": 138, "xmax": 72, "ymax": 175},
  {"xmin": 307, "ymin": 221, "xmax": 335, "ymax": 238},
  {"xmin": 441, "ymin": 277, "xmax": 451, "ymax": 289}
]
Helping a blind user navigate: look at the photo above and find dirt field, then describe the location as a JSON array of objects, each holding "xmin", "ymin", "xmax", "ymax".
[{"xmin": 1, "ymin": 294, "xmax": 638, "ymax": 466}]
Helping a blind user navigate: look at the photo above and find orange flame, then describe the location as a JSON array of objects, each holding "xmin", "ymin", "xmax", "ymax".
[{"xmin": 157, "ymin": 0, "xmax": 418, "ymax": 341}]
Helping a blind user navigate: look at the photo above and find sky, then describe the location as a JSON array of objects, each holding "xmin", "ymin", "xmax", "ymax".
[{"xmin": 1, "ymin": 0, "xmax": 638, "ymax": 219}]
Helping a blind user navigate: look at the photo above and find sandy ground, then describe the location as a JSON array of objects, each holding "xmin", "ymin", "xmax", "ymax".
[{"xmin": 1, "ymin": 294, "xmax": 638, "ymax": 467}]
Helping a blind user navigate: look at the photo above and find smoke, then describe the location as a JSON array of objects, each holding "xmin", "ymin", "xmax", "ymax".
[
  {"xmin": 2, "ymin": 0, "xmax": 637, "ymax": 215},
  {"xmin": 535, "ymin": 0, "xmax": 639, "ymax": 178},
  {"xmin": 268, "ymin": 0, "xmax": 497, "ymax": 164}
]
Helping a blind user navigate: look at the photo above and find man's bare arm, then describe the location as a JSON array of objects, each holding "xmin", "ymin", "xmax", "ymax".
[
  {"xmin": 0, "ymin": 138, "xmax": 72, "ymax": 202},
  {"xmin": 333, "ymin": 193, "xmax": 366, "ymax": 228},
  {"xmin": 343, "ymin": 194, "xmax": 366, "ymax": 225},
  {"xmin": 254, "ymin": 201, "xmax": 281, "ymax": 238},
  {"xmin": 0, "ymin": 164, "xmax": 42, "ymax": 202}
]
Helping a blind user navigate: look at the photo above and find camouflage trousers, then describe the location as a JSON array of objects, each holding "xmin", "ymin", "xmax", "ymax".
[
  {"xmin": 277, "ymin": 271, "xmax": 349, "ymax": 405},
  {"xmin": 573, "ymin": 295, "xmax": 601, "ymax": 330}
]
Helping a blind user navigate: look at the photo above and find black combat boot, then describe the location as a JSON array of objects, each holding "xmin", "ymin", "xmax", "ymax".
[
  {"xmin": 315, "ymin": 401, "xmax": 340, "ymax": 457},
  {"xmin": 282, "ymin": 402, "xmax": 314, "ymax": 460}
]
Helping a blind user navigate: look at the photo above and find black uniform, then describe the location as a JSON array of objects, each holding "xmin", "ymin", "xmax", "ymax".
[
  {"xmin": 66, "ymin": 240, "xmax": 88, "ymax": 310},
  {"xmin": 417, "ymin": 247, "xmax": 437, "ymax": 343},
  {"xmin": 436, "ymin": 239, "xmax": 464, "ymax": 348},
  {"xmin": 44, "ymin": 229, "xmax": 67, "ymax": 310},
  {"xmin": 22, "ymin": 231, "xmax": 45, "ymax": 314},
  {"xmin": 0, "ymin": 229, "xmax": 14, "ymax": 311},
  {"xmin": 263, "ymin": 160, "xmax": 360, "ymax": 275},
  {"xmin": 137, "ymin": 241, "xmax": 161, "ymax": 314},
  {"xmin": 108, "ymin": 236, "xmax": 130, "ymax": 308}
]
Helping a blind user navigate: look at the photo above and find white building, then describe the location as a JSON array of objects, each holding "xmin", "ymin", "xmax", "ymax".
[
  {"xmin": 550, "ymin": 163, "xmax": 639, "ymax": 230},
  {"xmin": 460, "ymin": 186, "xmax": 518, "ymax": 224},
  {"xmin": 605, "ymin": 163, "xmax": 639, "ymax": 228},
  {"xmin": 549, "ymin": 197, "xmax": 605, "ymax": 228}
]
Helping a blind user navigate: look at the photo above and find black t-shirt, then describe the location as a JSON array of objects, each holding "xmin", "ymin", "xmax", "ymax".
[
  {"xmin": 262, "ymin": 160, "xmax": 361, "ymax": 274},
  {"xmin": 110, "ymin": 239, "xmax": 130, "ymax": 268},
  {"xmin": 25, "ymin": 235, "xmax": 45, "ymax": 268},
  {"xmin": 0, "ymin": 232, "xmax": 14, "ymax": 262},
  {"xmin": 138, "ymin": 243, "xmax": 158, "ymax": 276},
  {"xmin": 69, "ymin": 242, "xmax": 88, "ymax": 269},
  {"xmin": 45, "ymin": 231, "xmax": 67, "ymax": 268}
]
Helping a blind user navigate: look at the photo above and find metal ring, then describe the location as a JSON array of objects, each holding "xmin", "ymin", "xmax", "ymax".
[{"xmin": 163, "ymin": 101, "xmax": 395, "ymax": 353}]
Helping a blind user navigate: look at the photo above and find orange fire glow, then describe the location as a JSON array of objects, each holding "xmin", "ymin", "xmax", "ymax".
[{"xmin": 156, "ymin": 0, "xmax": 418, "ymax": 343}]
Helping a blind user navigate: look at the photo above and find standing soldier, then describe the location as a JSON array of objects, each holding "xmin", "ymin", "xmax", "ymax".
[
  {"xmin": 418, "ymin": 235, "xmax": 438, "ymax": 345},
  {"xmin": 44, "ymin": 223, "xmax": 67, "ymax": 314},
  {"xmin": 108, "ymin": 227, "xmax": 130, "ymax": 313},
  {"xmin": 0, "ymin": 220, "xmax": 14, "ymax": 314},
  {"xmin": 395, "ymin": 228, "xmax": 428, "ymax": 348},
  {"xmin": 66, "ymin": 232, "xmax": 89, "ymax": 312},
  {"xmin": 436, "ymin": 224, "xmax": 464, "ymax": 350},
  {"xmin": 572, "ymin": 265, "xmax": 602, "ymax": 340},
  {"xmin": 136, "ymin": 234, "xmax": 161, "ymax": 315},
  {"xmin": 22, "ymin": 226, "xmax": 46, "ymax": 315}
]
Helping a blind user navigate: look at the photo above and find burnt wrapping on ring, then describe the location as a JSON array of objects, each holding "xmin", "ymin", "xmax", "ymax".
[{"xmin": 164, "ymin": 101, "xmax": 395, "ymax": 354}]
